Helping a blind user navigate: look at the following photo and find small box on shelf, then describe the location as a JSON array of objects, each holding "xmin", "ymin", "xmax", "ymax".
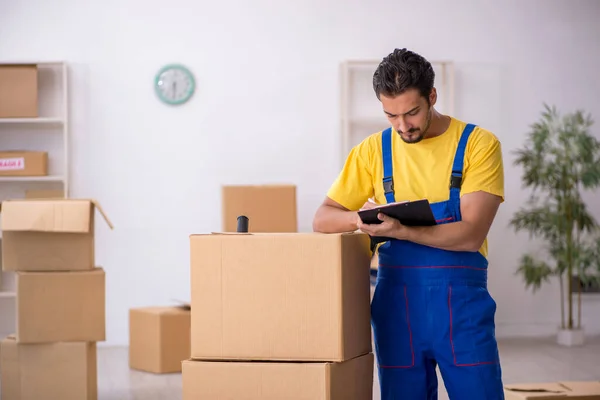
[
  {"xmin": 0, "ymin": 151, "xmax": 48, "ymax": 176},
  {"xmin": 0, "ymin": 64, "xmax": 38, "ymax": 118}
]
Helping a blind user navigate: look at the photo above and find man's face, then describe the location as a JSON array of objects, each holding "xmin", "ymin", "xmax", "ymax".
[{"xmin": 380, "ymin": 88, "xmax": 435, "ymax": 144}]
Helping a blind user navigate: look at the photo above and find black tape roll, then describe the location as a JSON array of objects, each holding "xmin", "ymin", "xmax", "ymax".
[{"xmin": 237, "ymin": 215, "xmax": 249, "ymax": 233}]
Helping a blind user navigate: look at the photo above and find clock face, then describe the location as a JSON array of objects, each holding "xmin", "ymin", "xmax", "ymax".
[{"xmin": 154, "ymin": 64, "xmax": 195, "ymax": 105}]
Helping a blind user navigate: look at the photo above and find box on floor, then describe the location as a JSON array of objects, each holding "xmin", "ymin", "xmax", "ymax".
[
  {"xmin": 504, "ymin": 381, "xmax": 600, "ymax": 399},
  {"xmin": 182, "ymin": 353, "xmax": 374, "ymax": 400},
  {"xmin": 1, "ymin": 198, "xmax": 113, "ymax": 271},
  {"xmin": 0, "ymin": 335, "xmax": 97, "ymax": 400},
  {"xmin": 0, "ymin": 64, "xmax": 38, "ymax": 118},
  {"xmin": 189, "ymin": 231, "xmax": 373, "ymax": 362},
  {"xmin": 221, "ymin": 184, "xmax": 297, "ymax": 232},
  {"xmin": 129, "ymin": 305, "xmax": 191, "ymax": 373}
]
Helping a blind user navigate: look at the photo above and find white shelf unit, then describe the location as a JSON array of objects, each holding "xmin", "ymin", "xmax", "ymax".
[
  {"xmin": 0, "ymin": 253, "xmax": 16, "ymax": 339},
  {"xmin": 339, "ymin": 59, "xmax": 455, "ymax": 167},
  {"xmin": 0, "ymin": 61, "xmax": 69, "ymax": 336}
]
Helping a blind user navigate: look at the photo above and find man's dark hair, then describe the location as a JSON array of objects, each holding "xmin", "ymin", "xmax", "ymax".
[{"xmin": 372, "ymin": 48, "xmax": 435, "ymax": 103}]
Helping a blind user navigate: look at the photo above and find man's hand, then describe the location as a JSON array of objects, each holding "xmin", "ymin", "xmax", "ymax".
[
  {"xmin": 359, "ymin": 199, "xmax": 379, "ymax": 211},
  {"xmin": 357, "ymin": 212, "xmax": 407, "ymax": 239}
]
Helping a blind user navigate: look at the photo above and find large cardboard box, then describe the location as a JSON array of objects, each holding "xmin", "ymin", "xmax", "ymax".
[
  {"xmin": 0, "ymin": 151, "xmax": 47, "ymax": 176},
  {"xmin": 15, "ymin": 268, "xmax": 105, "ymax": 343},
  {"xmin": 221, "ymin": 184, "xmax": 297, "ymax": 232},
  {"xmin": 1, "ymin": 199, "xmax": 113, "ymax": 272},
  {"xmin": 0, "ymin": 64, "xmax": 38, "ymax": 118},
  {"xmin": 0, "ymin": 335, "xmax": 97, "ymax": 400},
  {"xmin": 182, "ymin": 353, "xmax": 374, "ymax": 400},
  {"xmin": 129, "ymin": 306, "xmax": 191, "ymax": 373},
  {"xmin": 504, "ymin": 381, "xmax": 600, "ymax": 399},
  {"xmin": 190, "ymin": 232, "xmax": 372, "ymax": 362}
]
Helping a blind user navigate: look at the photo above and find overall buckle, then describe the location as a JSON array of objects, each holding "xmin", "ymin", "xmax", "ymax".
[
  {"xmin": 450, "ymin": 172, "xmax": 462, "ymax": 189},
  {"xmin": 383, "ymin": 177, "xmax": 394, "ymax": 194}
]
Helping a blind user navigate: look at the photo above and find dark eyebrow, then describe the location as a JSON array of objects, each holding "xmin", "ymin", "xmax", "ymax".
[{"xmin": 384, "ymin": 106, "xmax": 420, "ymax": 117}]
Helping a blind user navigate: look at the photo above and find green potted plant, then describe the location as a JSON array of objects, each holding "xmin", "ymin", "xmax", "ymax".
[{"xmin": 509, "ymin": 104, "xmax": 600, "ymax": 346}]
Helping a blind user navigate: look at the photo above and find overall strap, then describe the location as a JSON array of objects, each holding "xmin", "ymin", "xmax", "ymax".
[
  {"xmin": 381, "ymin": 127, "xmax": 395, "ymax": 204},
  {"xmin": 449, "ymin": 123, "xmax": 477, "ymax": 201}
]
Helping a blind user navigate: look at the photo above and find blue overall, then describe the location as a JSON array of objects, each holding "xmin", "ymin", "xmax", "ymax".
[{"xmin": 371, "ymin": 125, "xmax": 505, "ymax": 399}]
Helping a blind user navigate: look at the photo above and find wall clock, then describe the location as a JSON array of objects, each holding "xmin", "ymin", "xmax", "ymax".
[{"xmin": 154, "ymin": 64, "xmax": 196, "ymax": 105}]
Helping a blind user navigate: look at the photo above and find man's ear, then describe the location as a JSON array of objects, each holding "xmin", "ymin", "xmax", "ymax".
[{"xmin": 429, "ymin": 88, "xmax": 437, "ymax": 106}]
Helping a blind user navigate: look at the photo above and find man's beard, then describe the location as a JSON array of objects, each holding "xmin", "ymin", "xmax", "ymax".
[{"xmin": 398, "ymin": 107, "xmax": 432, "ymax": 144}]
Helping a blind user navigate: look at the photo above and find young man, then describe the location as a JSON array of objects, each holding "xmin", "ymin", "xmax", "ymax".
[{"xmin": 313, "ymin": 48, "xmax": 506, "ymax": 399}]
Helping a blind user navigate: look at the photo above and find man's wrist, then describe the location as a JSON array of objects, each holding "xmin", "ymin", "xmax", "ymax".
[
  {"xmin": 395, "ymin": 225, "xmax": 417, "ymax": 241},
  {"xmin": 350, "ymin": 211, "xmax": 360, "ymax": 228}
]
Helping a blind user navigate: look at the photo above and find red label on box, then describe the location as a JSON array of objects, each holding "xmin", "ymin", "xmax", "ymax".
[{"xmin": 0, "ymin": 157, "xmax": 25, "ymax": 170}]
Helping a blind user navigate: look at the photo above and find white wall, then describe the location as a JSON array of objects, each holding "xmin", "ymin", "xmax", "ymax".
[{"xmin": 1, "ymin": 0, "xmax": 599, "ymax": 346}]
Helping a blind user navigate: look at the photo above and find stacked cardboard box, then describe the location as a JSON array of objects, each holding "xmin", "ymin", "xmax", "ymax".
[
  {"xmin": 182, "ymin": 231, "xmax": 375, "ymax": 399},
  {"xmin": 0, "ymin": 198, "xmax": 112, "ymax": 400}
]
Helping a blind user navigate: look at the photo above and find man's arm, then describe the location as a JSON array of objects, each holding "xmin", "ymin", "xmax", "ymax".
[
  {"xmin": 402, "ymin": 191, "xmax": 501, "ymax": 251},
  {"xmin": 312, "ymin": 197, "xmax": 360, "ymax": 233},
  {"xmin": 358, "ymin": 129, "xmax": 505, "ymax": 252},
  {"xmin": 358, "ymin": 191, "xmax": 502, "ymax": 252},
  {"xmin": 313, "ymin": 140, "xmax": 375, "ymax": 233}
]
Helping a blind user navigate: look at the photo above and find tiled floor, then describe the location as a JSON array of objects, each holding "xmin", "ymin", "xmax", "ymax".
[{"xmin": 97, "ymin": 336, "xmax": 600, "ymax": 399}]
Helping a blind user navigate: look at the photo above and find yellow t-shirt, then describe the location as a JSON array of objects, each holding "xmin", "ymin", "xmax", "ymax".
[{"xmin": 327, "ymin": 116, "xmax": 504, "ymax": 258}]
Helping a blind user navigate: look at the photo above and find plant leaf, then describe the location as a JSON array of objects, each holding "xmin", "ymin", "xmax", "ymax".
[{"xmin": 515, "ymin": 254, "xmax": 554, "ymax": 292}]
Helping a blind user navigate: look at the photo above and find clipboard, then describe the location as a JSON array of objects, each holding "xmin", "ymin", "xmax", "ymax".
[{"xmin": 358, "ymin": 199, "xmax": 437, "ymax": 244}]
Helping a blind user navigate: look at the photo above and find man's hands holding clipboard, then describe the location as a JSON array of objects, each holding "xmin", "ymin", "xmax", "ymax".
[
  {"xmin": 355, "ymin": 198, "xmax": 437, "ymax": 243},
  {"xmin": 356, "ymin": 199, "xmax": 408, "ymax": 241}
]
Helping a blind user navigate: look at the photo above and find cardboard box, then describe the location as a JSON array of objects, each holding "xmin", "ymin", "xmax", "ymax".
[
  {"xmin": 129, "ymin": 306, "xmax": 191, "ymax": 373},
  {"xmin": 182, "ymin": 353, "xmax": 374, "ymax": 400},
  {"xmin": 0, "ymin": 64, "xmax": 38, "ymax": 118},
  {"xmin": 504, "ymin": 381, "xmax": 600, "ymax": 399},
  {"xmin": 190, "ymin": 232, "xmax": 372, "ymax": 362},
  {"xmin": 0, "ymin": 151, "xmax": 47, "ymax": 176},
  {"xmin": 25, "ymin": 189, "xmax": 64, "ymax": 199},
  {"xmin": 15, "ymin": 268, "xmax": 105, "ymax": 343},
  {"xmin": 1, "ymin": 199, "xmax": 113, "ymax": 272},
  {"xmin": 0, "ymin": 335, "xmax": 97, "ymax": 400},
  {"xmin": 221, "ymin": 185, "xmax": 297, "ymax": 232}
]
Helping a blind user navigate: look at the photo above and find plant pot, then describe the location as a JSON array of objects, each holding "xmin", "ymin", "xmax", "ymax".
[{"xmin": 557, "ymin": 328, "xmax": 585, "ymax": 346}]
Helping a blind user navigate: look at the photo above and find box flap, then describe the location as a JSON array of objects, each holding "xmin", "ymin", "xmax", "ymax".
[
  {"xmin": 170, "ymin": 299, "xmax": 191, "ymax": 310},
  {"xmin": 505, "ymin": 382, "xmax": 600, "ymax": 399},
  {"xmin": 190, "ymin": 231, "xmax": 358, "ymax": 238},
  {"xmin": 134, "ymin": 306, "xmax": 191, "ymax": 315},
  {"xmin": 87, "ymin": 198, "xmax": 114, "ymax": 229},
  {"xmin": 1, "ymin": 198, "xmax": 113, "ymax": 232},
  {"xmin": 559, "ymin": 382, "xmax": 600, "ymax": 396},
  {"xmin": 504, "ymin": 382, "xmax": 579, "ymax": 399}
]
